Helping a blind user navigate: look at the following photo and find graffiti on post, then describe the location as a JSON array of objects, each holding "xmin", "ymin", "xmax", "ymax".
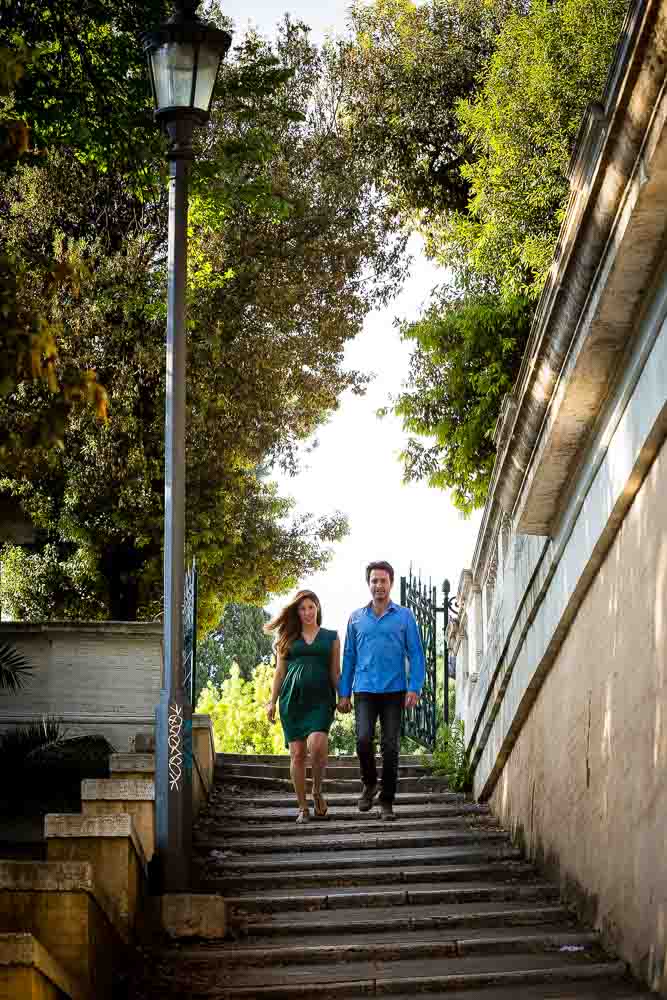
[{"xmin": 168, "ymin": 702, "xmax": 184, "ymax": 791}]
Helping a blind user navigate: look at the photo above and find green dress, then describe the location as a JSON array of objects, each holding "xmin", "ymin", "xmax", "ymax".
[{"xmin": 279, "ymin": 628, "xmax": 338, "ymax": 747}]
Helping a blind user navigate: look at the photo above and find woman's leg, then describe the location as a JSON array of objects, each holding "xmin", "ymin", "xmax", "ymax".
[
  {"xmin": 307, "ymin": 731, "xmax": 329, "ymax": 796},
  {"xmin": 289, "ymin": 740, "xmax": 308, "ymax": 810}
]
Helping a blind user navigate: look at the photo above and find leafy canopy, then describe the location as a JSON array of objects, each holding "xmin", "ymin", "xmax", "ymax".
[
  {"xmin": 0, "ymin": 13, "xmax": 405, "ymax": 624},
  {"xmin": 347, "ymin": 0, "xmax": 628, "ymax": 510}
]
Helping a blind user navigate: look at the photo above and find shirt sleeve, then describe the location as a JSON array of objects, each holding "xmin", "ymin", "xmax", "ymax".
[
  {"xmin": 405, "ymin": 610, "xmax": 425, "ymax": 693},
  {"xmin": 339, "ymin": 617, "xmax": 357, "ymax": 698}
]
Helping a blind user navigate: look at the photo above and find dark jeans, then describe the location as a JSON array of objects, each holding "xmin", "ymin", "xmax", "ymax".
[{"xmin": 354, "ymin": 691, "xmax": 405, "ymax": 803}]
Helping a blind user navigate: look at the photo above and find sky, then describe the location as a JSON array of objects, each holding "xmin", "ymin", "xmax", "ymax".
[{"xmin": 223, "ymin": 0, "xmax": 482, "ymax": 635}]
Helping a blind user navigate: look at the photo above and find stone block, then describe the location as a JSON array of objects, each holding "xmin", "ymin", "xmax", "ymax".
[
  {"xmin": 81, "ymin": 779, "xmax": 155, "ymax": 860},
  {"xmin": 160, "ymin": 894, "xmax": 226, "ymax": 940},
  {"xmin": 45, "ymin": 814, "xmax": 146, "ymax": 935},
  {"xmin": 192, "ymin": 715, "xmax": 215, "ymax": 817},
  {"xmin": 109, "ymin": 753, "xmax": 155, "ymax": 781},
  {"xmin": 133, "ymin": 733, "xmax": 155, "ymax": 753},
  {"xmin": 0, "ymin": 932, "xmax": 85, "ymax": 1000},
  {"xmin": 0, "ymin": 861, "xmax": 119, "ymax": 998}
]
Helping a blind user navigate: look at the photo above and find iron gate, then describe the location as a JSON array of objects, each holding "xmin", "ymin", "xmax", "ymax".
[
  {"xmin": 183, "ymin": 558, "xmax": 198, "ymax": 709},
  {"xmin": 401, "ymin": 571, "xmax": 457, "ymax": 751}
]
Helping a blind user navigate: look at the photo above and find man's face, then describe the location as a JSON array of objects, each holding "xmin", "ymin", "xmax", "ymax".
[{"xmin": 369, "ymin": 569, "xmax": 392, "ymax": 602}]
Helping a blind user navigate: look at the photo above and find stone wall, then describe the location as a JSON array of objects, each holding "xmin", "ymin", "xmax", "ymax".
[
  {"xmin": 490, "ymin": 437, "xmax": 667, "ymax": 993},
  {"xmin": 0, "ymin": 623, "xmax": 162, "ymax": 750}
]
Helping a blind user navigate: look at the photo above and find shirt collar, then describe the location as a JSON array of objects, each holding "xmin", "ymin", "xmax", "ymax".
[{"xmin": 365, "ymin": 600, "xmax": 398, "ymax": 617}]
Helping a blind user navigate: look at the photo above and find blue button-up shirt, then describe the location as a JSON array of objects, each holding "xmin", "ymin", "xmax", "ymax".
[{"xmin": 339, "ymin": 601, "xmax": 426, "ymax": 697}]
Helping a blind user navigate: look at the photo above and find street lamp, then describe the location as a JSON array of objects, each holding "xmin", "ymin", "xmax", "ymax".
[{"xmin": 143, "ymin": 0, "xmax": 231, "ymax": 892}]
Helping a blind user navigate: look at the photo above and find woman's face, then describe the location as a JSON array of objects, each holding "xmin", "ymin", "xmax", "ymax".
[{"xmin": 298, "ymin": 598, "xmax": 319, "ymax": 627}]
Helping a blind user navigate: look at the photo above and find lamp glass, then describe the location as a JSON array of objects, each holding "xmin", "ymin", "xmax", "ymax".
[
  {"xmin": 151, "ymin": 41, "xmax": 198, "ymax": 109},
  {"xmin": 193, "ymin": 44, "xmax": 222, "ymax": 112}
]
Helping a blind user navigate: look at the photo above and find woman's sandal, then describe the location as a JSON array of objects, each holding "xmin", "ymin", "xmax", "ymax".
[
  {"xmin": 296, "ymin": 807, "xmax": 310, "ymax": 824},
  {"xmin": 312, "ymin": 790, "xmax": 328, "ymax": 819}
]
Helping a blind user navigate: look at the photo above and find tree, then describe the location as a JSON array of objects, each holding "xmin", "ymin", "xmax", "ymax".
[
  {"xmin": 195, "ymin": 603, "xmax": 274, "ymax": 693},
  {"xmin": 0, "ymin": 18, "xmax": 405, "ymax": 626},
  {"xmin": 357, "ymin": 0, "xmax": 628, "ymax": 509},
  {"xmin": 393, "ymin": 292, "xmax": 532, "ymax": 513},
  {"xmin": 344, "ymin": 0, "xmax": 507, "ymax": 221},
  {"xmin": 428, "ymin": 0, "xmax": 629, "ymax": 297},
  {"xmin": 197, "ymin": 663, "xmax": 287, "ymax": 754}
]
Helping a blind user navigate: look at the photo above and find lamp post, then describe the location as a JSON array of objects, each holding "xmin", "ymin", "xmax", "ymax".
[{"xmin": 143, "ymin": 0, "xmax": 231, "ymax": 892}]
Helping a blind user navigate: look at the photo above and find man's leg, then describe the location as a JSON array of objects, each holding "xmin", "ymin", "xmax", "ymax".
[
  {"xmin": 378, "ymin": 692, "xmax": 405, "ymax": 811},
  {"xmin": 355, "ymin": 693, "xmax": 380, "ymax": 808}
]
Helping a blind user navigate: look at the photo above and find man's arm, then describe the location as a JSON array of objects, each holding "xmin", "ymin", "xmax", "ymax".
[
  {"xmin": 405, "ymin": 610, "xmax": 425, "ymax": 696},
  {"xmin": 338, "ymin": 617, "xmax": 357, "ymax": 701}
]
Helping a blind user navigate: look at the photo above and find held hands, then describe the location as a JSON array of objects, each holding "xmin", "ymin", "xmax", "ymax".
[
  {"xmin": 404, "ymin": 691, "xmax": 419, "ymax": 710},
  {"xmin": 266, "ymin": 700, "xmax": 277, "ymax": 723},
  {"xmin": 337, "ymin": 696, "xmax": 352, "ymax": 714}
]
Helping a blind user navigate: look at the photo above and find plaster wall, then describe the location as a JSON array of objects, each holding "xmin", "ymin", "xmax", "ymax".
[
  {"xmin": 0, "ymin": 623, "xmax": 162, "ymax": 750},
  {"xmin": 490, "ymin": 437, "xmax": 667, "ymax": 994}
]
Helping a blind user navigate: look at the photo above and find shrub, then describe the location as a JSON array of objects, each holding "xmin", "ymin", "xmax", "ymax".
[
  {"xmin": 431, "ymin": 718, "xmax": 473, "ymax": 792},
  {"xmin": 196, "ymin": 663, "xmax": 287, "ymax": 755}
]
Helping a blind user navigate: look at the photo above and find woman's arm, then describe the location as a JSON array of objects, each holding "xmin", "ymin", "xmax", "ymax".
[
  {"xmin": 329, "ymin": 636, "xmax": 341, "ymax": 691},
  {"xmin": 267, "ymin": 654, "xmax": 287, "ymax": 722}
]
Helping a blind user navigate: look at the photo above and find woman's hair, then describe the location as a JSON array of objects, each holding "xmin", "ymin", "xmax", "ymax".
[{"xmin": 264, "ymin": 590, "xmax": 322, "ymax": 656}]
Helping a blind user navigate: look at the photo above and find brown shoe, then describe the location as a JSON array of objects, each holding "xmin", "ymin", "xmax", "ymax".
[
  {"xmin": 380, "ymin": 801, "xmax": 396, "ymax": 821},
  {"xmin": 358, "ymin": 784, "xmax": 378, "ymax": 812}
]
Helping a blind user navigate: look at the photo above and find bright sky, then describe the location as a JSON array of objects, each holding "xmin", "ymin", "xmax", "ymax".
[{"xmin": 223, "ymin": 0, "xmax": 482, "ymax": 635}]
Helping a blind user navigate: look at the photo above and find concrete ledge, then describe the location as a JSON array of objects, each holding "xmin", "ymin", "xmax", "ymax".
[
  {"xmin": 81, "ymin": 780, "xmax": 155, "ymax": 861},
  {"xmin": 160, "ymin": 894, "xmax": 226, "ymax": 940},
  {"xmin": 0, "ymin": 932, "xmax": 85, "ymax": 1000},
  {"xmin": 45, "ymin": 814, "xmax": 147, "ymax": 938},
  {"xmin": 81, "ymin": 779, "xmax": 154, "ymax": 801},
  {"xmin": 0, "ymin": 861, "xmax": 121, "ymax": 997},
  {"xmin": 44, "ymin": 814, "xmax": 147, "ymax": 873},
  {"xmin": 109, "ymin": 754, "xmax": 155, "ymax": 780}
]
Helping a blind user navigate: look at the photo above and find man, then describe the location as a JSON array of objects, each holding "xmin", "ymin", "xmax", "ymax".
[{"xmin": 338, "ymin": 560, "xmax": 425, "ymax": 820}]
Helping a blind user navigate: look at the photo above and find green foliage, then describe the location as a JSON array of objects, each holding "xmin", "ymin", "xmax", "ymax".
[
  {"xmin": 195, "ymin": 604, "xmax": 274, "ymax": 695},
  {"xmin": 197, "ymin": 663, "xmax": 288, "ymax": 755},
  {"xmin": 1, "ymin": 0, "xmax": 168, "ymax": 180},
  {"xmin": 433, "ymin": 0, "xmax": 629, "ymax": 296},
  {"xmin": 328, "ymin": 709, "xmax": 357, "ymax": 756},
  {"xmin": 431, "ymin": 718, "xmax": 472, "ymax": 792},
  {"xmin": 0, "ymin": 16, "xmax": 403, "ymax": 624},
  {"xmin": 394, "ymin": 292, "xmax": 533, "ymax": 513},
  {"xmin": 348, "ymin": 0, "xmax": 627, "ymax": 510},
  {"xmin": 0, "ymin": 639, "xmax": 33, "ymax": 691},
  {"xmin": 345, "ymin": 0, "xmax": 507, "ymax": 219}
]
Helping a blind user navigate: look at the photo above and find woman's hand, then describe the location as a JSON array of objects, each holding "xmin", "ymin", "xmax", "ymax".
[
  {"xmin": 266, "ymin": 700, "xmax": 277, "ymax": 723},
  {"xmin": 337, "ymin": 696, "xmax": 352, "ymax": 714}
]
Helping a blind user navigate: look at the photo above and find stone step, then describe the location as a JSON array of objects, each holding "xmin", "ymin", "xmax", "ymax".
[
  {"xmin": 380, "ymin": 988, "xmax": 651, "ymax": 1000},
  {"xmin": 216, "ymin": 753, "xmax": 432, "ymax": 766},
  {"xmin": 171, "ymin": 928, "xmax": 600, "ymax": 968},
  {"xmin": 200, "ymin": 842, "xmax": 521, "ymax": 874},
  {"xmin": 205, "ymin": 860, "xmax": 538, "ymax": 894},
  {"xmin": 154, "ymin": 951, "xmax": 627, "ymax": 995},
  {"xmin": 224, "ymin": 880, "xmax": 561, "ymax": 915},
  {"xmin": 199, "ymin": 801, "xmax": 490, "ymax": 826},
  {"xmin": 217, "ymin": 761, "xmax": 432, "ymax": 779},
  {"xmin": 209, "ymin": 790, "xmax": 466, "ymax": 808},
  {"xmin": 213, "ymin": 774, "xmax": 450, "ymax": 793},
  {"xmin": 196, "ymin": 814, "xmax": 498, "ymax": 839},
  {"xmin": 196, "ymin": 827, "xmax": 510, "ymax": 856},
  {"xmin": 231, "ymin": 901, "xmax": 575, "ymax": 938}
]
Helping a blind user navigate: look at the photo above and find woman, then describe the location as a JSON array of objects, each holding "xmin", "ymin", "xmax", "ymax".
[{"xmin": 265, "ymin": 590, "xmax": 340, "ymax": 823}]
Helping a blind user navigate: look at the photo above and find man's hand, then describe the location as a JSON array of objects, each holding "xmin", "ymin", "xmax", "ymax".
[
  {"xmin": 266, "ymin": 700, "xmax": 277, "ymax": 723},
  {"xmin": 337, "ymin": 696, "xmax": 352, "ymax": 714},
  {"xmin": 404, "ymin": 691, "xmax": 419, "ymax": 710}
]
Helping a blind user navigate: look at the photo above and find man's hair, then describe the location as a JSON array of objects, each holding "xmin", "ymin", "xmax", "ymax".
[{"xmin": 365, "ymin": 560, "xmax": 395, "ymax": 584}]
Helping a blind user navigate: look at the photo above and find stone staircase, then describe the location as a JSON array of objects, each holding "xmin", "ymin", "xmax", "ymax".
[{"xmin": 124, "ymin": 753, "xmax": 653, "ymax": 999}]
